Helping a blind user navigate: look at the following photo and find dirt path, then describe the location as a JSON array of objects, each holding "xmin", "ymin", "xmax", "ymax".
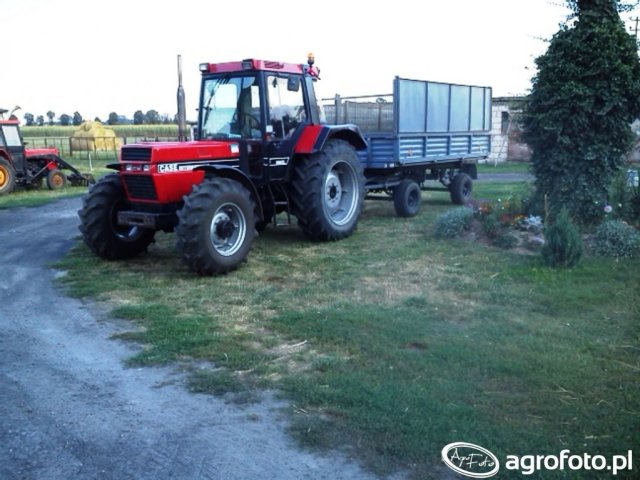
[{"xmin": 0, "ymin": 197, "xmax": 389, "ymax": 480}]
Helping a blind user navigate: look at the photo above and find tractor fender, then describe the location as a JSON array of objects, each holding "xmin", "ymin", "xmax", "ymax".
[
  {"xmin": 294, "ymin": 124, "xmax": 367, "ymax": 155},
  {"xmin": 194, "ymin": 165, "xmax": 264, "ymax": 223}
]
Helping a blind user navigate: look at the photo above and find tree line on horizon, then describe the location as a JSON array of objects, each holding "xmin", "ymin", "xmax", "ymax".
[{"xmin": 22, "ymin": 110, "xmax": 179, "ymax": 127}]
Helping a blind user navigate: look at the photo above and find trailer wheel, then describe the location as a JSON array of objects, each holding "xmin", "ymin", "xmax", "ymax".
[
  {"xmin": 176, "ymin": 178, "xmax": 255, "ymax": 275},
  {"xmin": 291, "ymin": 139, "xmax": 365, "ymax": 241},
  {"xmin": 449, "ymin": 173, "xmax": 473, "ymax": 205},
  {"xmin": 46, "ymin": 169, "xmax": 67, "ymax": 190},
  {"xmin": 0, "ymin": 158, "xmax": 16, "ymax": 195},
  {"xmin": 78, "ymin": 174, "xmax": 155, "ymax": 259},
  {"xmin": 393, "ymin": 180, "xmax": 422, "ymax": 217}
]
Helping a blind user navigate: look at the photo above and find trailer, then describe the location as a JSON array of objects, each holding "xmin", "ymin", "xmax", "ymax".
[{"xmin": 324, "ymin": 77, "xmax": 492, "ymax": 216}]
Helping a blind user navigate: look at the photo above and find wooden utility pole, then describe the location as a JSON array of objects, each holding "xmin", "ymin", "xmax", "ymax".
[{"xmin": 630, "ymin": 16, "xmax": 640, "ymax": 39}]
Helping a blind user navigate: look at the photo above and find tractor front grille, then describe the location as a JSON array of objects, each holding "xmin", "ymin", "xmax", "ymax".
[
  {"xmin": 121, "ymin": 147, "xmax": 152, "ymax": 162},
  {"xmin": 123, "ymin": 174, "xmax": 157, "ymax": 200}
]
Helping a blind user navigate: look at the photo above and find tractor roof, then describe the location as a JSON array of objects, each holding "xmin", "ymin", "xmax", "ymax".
[
  {"xmin": 199, "ymin": 59, "xmax": 319, "ymax": 77},
  {"xmin": 0, "ymin": 119, "xmax": 19, "ymax": 125}
]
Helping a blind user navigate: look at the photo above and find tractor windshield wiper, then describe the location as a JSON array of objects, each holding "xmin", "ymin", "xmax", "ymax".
[{"xmin": 202, "ymin": 75, "xmax": 229, "ymax": 129}]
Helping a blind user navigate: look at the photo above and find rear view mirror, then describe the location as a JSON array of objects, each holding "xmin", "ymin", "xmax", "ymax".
[{"xmin": 287, "ymin": 76, "xmax": 301, "ymax": 92}]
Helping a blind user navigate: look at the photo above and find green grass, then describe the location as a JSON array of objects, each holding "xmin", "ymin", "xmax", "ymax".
[
  {"xmin": 478, "ymin": 161, "xmax": 531, "ymax": 174},
  {"xmin": 55, "ymin": 182, "xmax": 639, "ymax": 479}
]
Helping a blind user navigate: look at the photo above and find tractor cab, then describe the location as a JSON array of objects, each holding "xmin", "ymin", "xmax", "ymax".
[
  {"xmin": 0, "ymin": 119, "xmax": 28, "ymax": 177},
  {"xmin": 196, "ymin": 57, "xmax": 323, "ymax": 184}
]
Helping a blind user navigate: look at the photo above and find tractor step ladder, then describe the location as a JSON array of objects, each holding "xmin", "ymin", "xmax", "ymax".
[{"xmin": 267, "ymin": 182, "xmax": 292, "ymax": 227}]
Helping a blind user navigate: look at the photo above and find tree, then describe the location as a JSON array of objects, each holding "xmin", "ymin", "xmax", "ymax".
[
  {"xmin": 36, "ymin": 115, "xmax": 44, "ymax": 126},
  {"xmin": 46, "ymin": 111, "xmax": 55, "ymax": 126},
  {"xmin": 59, "ymin": 114, "xmax": 71, "ymax": 126},
  {"xmin": 73, "ymin": 111, "xmax": 83, "ymax": 126},
  {"xmin": 133, "ymin": 110, "xmax": 145, "ymax": 125},
  {"xmin": 108, "ymin": 112, "xmax": 119, "ymax": 125},
  {"xmin": 566, "ymin": 0, "xmax": 639, "ymax": 14},
  {"xmin": 144, "ymin": 109, "xmax": 160, "ymax": 125},
  {"xmin": 23, "ymin": 113, "xmax": 34, "ymax": 126},
  {"xmin": 522, "ymin": 0, "xmax": 640, "ymax": 224}
]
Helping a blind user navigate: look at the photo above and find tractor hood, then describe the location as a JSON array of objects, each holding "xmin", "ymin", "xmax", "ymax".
[
  {"xmin": 25, "ymin": 147, "xmax": 59, "ymax": 158},
  {"xmin": 120, "ymin": 141, "xmax": 240, "ymax": 163}
]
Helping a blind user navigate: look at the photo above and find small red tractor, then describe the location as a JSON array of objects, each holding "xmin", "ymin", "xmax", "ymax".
[
  {"xmin": 0, "ymin": 115, "xmax": 94, "ymax": 195},
  {"xmin": 78, "ymin": 55, "xmax": 491, "ymax": 275}
]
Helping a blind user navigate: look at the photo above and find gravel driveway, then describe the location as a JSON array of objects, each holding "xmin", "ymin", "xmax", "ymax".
[{"xmin": 0, "ymin": 197, "xmax": 388, "ymax": 480}]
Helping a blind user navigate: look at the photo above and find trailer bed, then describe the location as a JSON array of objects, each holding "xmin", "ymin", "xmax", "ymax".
[{"xmin": 325, "ymin": 77, "xmax": 492, "ymax": 170}]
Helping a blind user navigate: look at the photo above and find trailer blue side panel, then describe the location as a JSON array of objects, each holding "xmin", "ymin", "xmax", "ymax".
[{"xmin": 358, "ymin": 78, "xmax": 492, "ymax": 169}]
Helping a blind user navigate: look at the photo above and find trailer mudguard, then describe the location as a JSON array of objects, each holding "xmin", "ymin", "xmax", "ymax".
[{"xmin": 294, "ymin": 124, "xmax": 367, "ymax": 155}]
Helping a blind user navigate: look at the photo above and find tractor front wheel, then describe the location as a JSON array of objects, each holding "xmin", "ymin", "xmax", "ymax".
[
  {"xmin": 290, "ymin": 139, "xmax": 365, "ymax": 241},
  {"xmin": 0, "ymin": 158, "xmax": 16, "ymax": 195},
  {"xmin": 46, "ymin": 169, "xmax": 67, "ymax": 190},
  {"xmin": 78, "ymin": 174, "xmax": 155, "ymax": 259},
  {"xmin": 176, "ymin": 178, "xmax": 255, "ymax": 275}
]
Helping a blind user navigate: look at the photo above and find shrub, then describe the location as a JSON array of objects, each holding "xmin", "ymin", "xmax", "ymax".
[
  {"xmin": 494, "ymin": 232, "xmax": 519, "ymax": 250},
  {"xmin": 434, "ymin": 207, "xmax": 474, "ymax": 239},
  {"xmin": 481, "ymin": 211, "xmax": 501, "ymax": 239},
  {"xmin": 541, "ymin": 208, "xmax": 584, "ymax": 267},
  {"xmin": 607, "ymin": 167, "xmax": 639, "ymax": 222},
  {"xmin": 592, "ymin": 220, "xmax": 640, "ymax": 258}
]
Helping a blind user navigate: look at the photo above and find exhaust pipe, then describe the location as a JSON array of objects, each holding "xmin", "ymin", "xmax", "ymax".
[{"xmin": 177, "ymin": 55, "xmax": 187, "ymax": 142}]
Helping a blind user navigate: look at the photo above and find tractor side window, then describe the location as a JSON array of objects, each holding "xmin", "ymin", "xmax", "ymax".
[
  {"xmin": 267, "ymin": 75, "xmax": 306, "ymax": 139},
  {"xmin": 200, "ymin": 75, "xmax": 262, "ymax": 139},
  {"xmin": 1, "ymin": 126, "xmax": 21, "ymax": 147}
]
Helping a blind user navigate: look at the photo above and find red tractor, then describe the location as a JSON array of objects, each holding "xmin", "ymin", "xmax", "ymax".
[
  {"xmin": 0, "ymin": 116, "xmax": 94, "ymax": 194},
  {"xmin": 79, "ymin": 56, "xmax": 367, "ymax": 275}
]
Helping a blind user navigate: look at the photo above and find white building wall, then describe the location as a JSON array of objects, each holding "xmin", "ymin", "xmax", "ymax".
[{"xmin": 486, "ymin": 104, "xmax": 509, "ymax": 164}]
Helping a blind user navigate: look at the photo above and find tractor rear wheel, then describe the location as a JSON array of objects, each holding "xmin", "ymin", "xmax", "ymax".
[
  {"xmin": 290, "ymin": 139, "xmax": 365, "ymax": 241},
  {"xmin": 0, "ymin": 158, "xmax": 16, "ymax": 195},
  {"xmin": 78, "ymin": 174, "xmax": 155, "ymax": 259},
  {"xmin": 176, "ymin": 178, "xmax": 255, "ymax": 275},
  {"xmin": 46, "ymin": 169, "xmax": 67, "ymax": 190}
]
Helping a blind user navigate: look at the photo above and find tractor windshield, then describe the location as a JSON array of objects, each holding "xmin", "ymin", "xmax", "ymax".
[
  {"xmin": 1, "ymin": 125, "xmax": 22, "ymax": 147},
  {"xmin": 200, "ymin": 75, "xmax": 262, "ymax": 140}
]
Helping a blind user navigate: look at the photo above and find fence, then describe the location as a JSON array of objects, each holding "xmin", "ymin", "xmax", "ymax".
[
  {"xmin": 322, "ymin": 94, "xmax": 394, "ymax": 133},
  {"xmin": 24, "ymin": 136, "xmax": 179, "ymax": 161}
]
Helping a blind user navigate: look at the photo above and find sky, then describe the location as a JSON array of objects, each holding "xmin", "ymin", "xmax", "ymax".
[{"xmin": 2, "ymin": 0, "xmax": 639, "ymax": 123}]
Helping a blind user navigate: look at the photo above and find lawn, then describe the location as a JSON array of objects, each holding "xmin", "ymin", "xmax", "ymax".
[{"xmin": 55, "ymin": 181, "xmax": 638, "ymax": 479}]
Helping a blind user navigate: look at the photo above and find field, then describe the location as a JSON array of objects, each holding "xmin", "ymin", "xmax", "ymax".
[
  {"xmin": 52, "ymin": 177, "xmax": 639, "ymax": 479},
  {"xmin": 21, "ymin": 124, "xmax": 179, "ymax": 138}
]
